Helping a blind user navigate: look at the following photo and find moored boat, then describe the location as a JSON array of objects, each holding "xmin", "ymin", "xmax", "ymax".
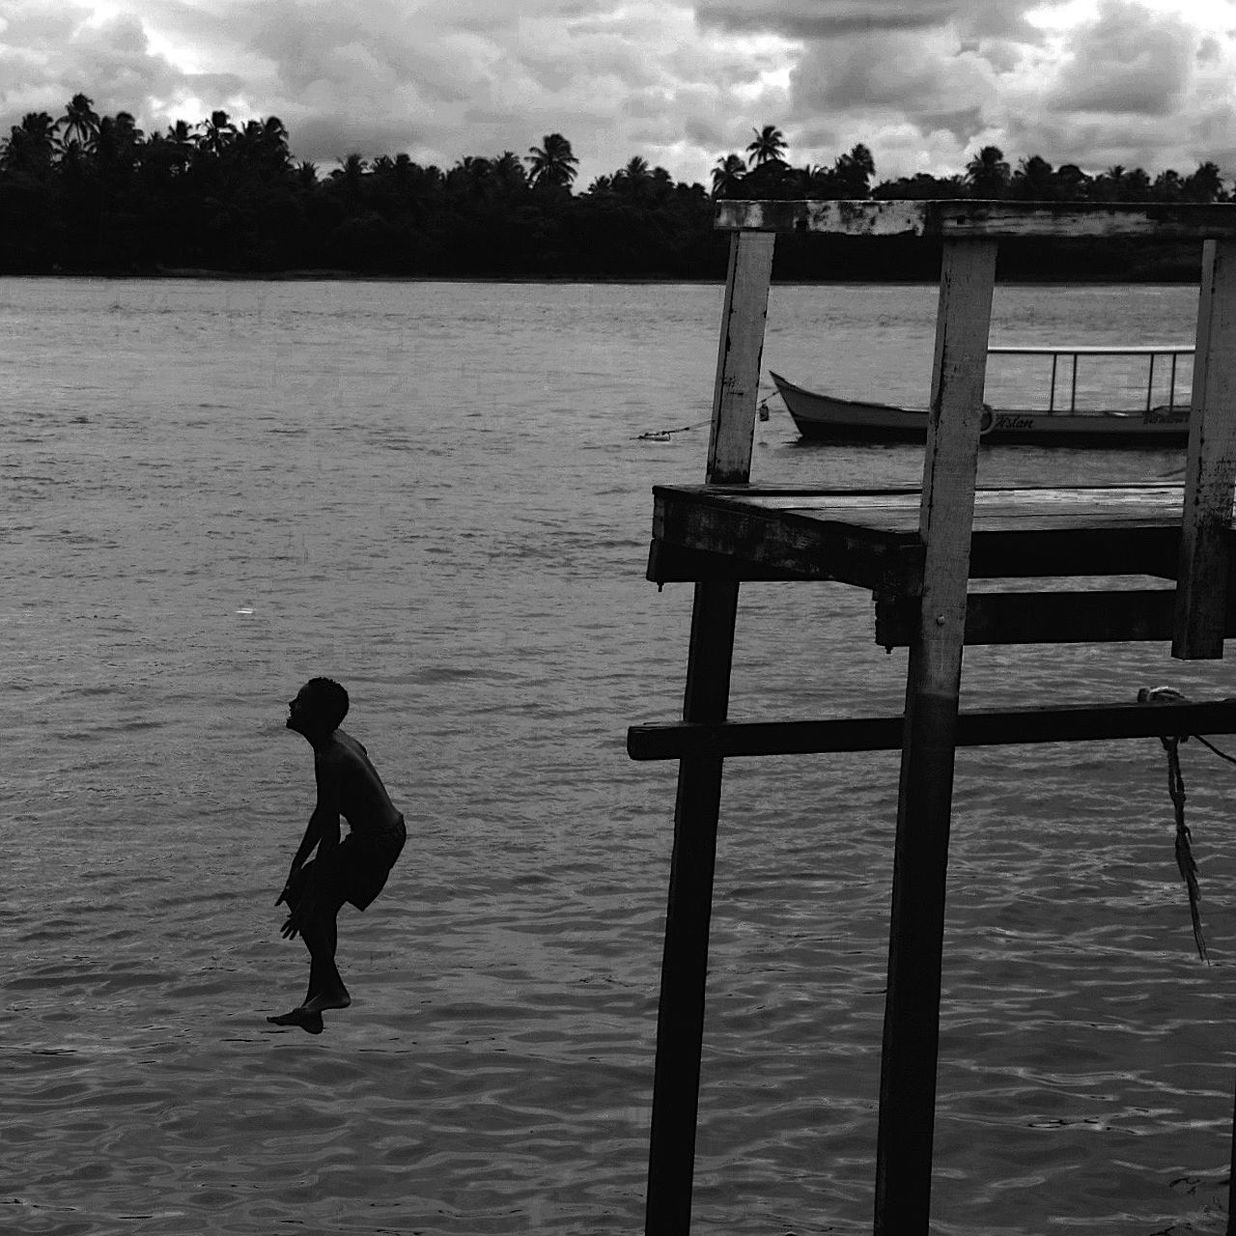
[{"xmin": 771, "ymin": 345, "xmax": 1194, "ymax": 446}]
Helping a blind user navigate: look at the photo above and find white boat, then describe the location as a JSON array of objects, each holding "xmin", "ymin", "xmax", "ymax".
[{"xmin": 771, "ymin": 345, "xmax": 1194, "ymax": 446}]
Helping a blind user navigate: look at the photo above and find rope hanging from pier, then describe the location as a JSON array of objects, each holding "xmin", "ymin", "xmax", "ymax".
[
  {"xmin": 1138, "ymin": 685, "xmax": 1218, "ymax": 963},
  {"xmin": 633, "ymin": 418, "xmax": 712, "ymax": 441},
  {"xmin": 633, "ymin": 398, "xmax": 771, "ymax": 442}
]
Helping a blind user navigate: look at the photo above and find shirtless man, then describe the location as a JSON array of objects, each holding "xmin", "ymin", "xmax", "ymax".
[{"xmin": 268, "ymin": 678, "xmax": 406, "ymax": 1034}]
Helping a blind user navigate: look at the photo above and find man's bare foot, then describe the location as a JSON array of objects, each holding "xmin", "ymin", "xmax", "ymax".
[
  {"xmin": 300, "ymin": 990, "xmax": 351, "ymax": 1015},
  {"xmin": 267, "ymin": 1007, "xmax": 325, "ymax": 1034}
]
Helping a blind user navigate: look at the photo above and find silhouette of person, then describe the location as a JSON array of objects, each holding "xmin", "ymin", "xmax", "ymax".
[{"xmin": 268, "ymin": 678, "xmax": 406, "ymax": 1033}]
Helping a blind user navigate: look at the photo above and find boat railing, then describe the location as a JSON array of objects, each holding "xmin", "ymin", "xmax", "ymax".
[{"xmin": 987, "ymin": 344, "xmax": 1195, "ymax": 415}]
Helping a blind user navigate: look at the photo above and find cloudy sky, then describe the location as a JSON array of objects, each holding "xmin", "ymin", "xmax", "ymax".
[{"xmin": 2, "ymin": 0, "xmax": 1234, "ymax": 188}]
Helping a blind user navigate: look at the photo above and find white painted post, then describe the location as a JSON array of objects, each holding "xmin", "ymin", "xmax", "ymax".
[
  {"xmin": 1174, "ymin": 238, "xmax": 1236, "ymax": 659},
  {"xmin": 707, "ymin": 231, "xmax": 776, "ymax": 484}
]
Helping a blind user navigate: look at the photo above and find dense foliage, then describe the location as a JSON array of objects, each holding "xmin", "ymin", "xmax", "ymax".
[{"xmin": 1, "ymin": 102, "xmax": 1229, "ymax": 279}]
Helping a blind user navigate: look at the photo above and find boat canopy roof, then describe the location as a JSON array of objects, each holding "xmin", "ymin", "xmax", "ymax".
[{"xmin": 988, "ymin": 344, "xmax": 1194, "ymax": 356}]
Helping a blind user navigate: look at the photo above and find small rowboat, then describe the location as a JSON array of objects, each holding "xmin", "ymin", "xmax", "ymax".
[{"xmin": 771, "ymin": 345, "xmax": 1195, "ymax": 447}]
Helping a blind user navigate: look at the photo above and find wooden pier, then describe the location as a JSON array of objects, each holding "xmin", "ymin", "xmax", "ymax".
[{"xmin": 629, "ymin": 201, "xmax": 1236, "ymax": 1235}]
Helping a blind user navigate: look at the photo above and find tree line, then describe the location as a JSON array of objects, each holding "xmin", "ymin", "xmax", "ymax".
[{"xmin": 0, "ymin": 100, "xmax": 1228, "ymax": 279}]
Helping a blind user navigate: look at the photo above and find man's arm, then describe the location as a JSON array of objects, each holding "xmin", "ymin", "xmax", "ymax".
[{"xmin": 277, "ymin": 753, "xmax": 342, "ymax": 901}]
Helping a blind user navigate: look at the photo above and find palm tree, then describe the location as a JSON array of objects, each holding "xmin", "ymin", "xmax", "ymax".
[
  {"xmin": 1, "ymin": 112, "xmax": 57, "ymax": 175},
  {"xmin": 614, "ymin": 155, "xmax": 652, "ymax": 198},
  {"xmin": 332, "ymin": 153, "xmax": 369, "ymax": 178},
  {"xmin": 1011, "ymin": 155, "xmax": 1056, "ymax": 200},
  {"xmin": 1185, "ymin": 161, "xmax": 1225, "ymax": 203},
  {"xmin": 492, "ymin": 151, "xmax": 527, "ymax": 192},
  {"xmin": 1100, "ymin": 164, "xmax": 1127, "ymax": 199},
  {"xmin": 964, "ymin": 145, "xmax": 1010, "ymax": 198},
  {"xmin": 261, "ymin": 116, "xmax": 290, "ymax": 164},
  {"xmin": 526, "ymin": 133, "xmax": 578, "ymax": 189},
  {"xmin": 1153, "ymin": 169, "xmax": 1183, "ymax": 202},
  {"xmin": 449, "ymin": 155, "xmax": 495, "ymax": 203},
  {"xmin": 832, "ymin": 143, "xmax": 875, "ymax": 197},
  {"xmin": 331, "ymin": 152, "xmax": 369, "ymax": 207},
  {"xmin": 745, "ymin": 125, "xmax": 786, "ymax": 168},
  {"xmin": 198, "ymin": 110, "xmax": 236, "ymax": 158},
  {"xmin": 1054, "ymin": 163, "xmax": 1090, "ymax": 201},
  {"xmin": 95, "ymin": 111, "xmax": 143, "ymax": 172},
  {"xmin": 165, "ymin": 119, "xmax": 195, "ymax": 173},
  {"xmin": 711, "ymin": 153, "xmax": 746, "ymax": 198},
  {"xmin": 57, "ymin": 93, "xmax": 100, "ymax": 153}
]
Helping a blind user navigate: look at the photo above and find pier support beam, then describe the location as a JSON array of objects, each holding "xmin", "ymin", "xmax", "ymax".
[
  {"xmin": 645, "ymin": 578, "xmax": 736, "ymax": 1236},
  {"xmin": 1174, "ymin": 238, "xmax": 1236, "ymax": 659},
  {"xmin": 874, "ymin": 237, "xmax": 997, "ymax": 1236},
  {"xmin": 645, "ymin": 230, "xmax": 774, "ymax": 1236}
]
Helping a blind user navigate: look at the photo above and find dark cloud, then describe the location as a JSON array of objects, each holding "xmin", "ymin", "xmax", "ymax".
[
  {"xmin": 694, "ymin": 0, "xmax": 1032, "ymax": 40},
  {"xmin": 695, "ymin": 0, "xmax": 956, "ymax": 37},
  {"xmin": 1046, "ymin": 2, "xmax": 1196, "ymax": 117},
  {"xmin": 789, "ymin": 29, "xmax": 995, "ymax": 122},
  {"xmin": 248, "ymin": 0, "xmax": 481, "ymax": 105},
  {"xmin": 918, "ymin": 106, "xmax": 985, "ymax": 141},
  {"xmin": 292, "ymin": 113, "xmax": 428, "ymax": 164}
]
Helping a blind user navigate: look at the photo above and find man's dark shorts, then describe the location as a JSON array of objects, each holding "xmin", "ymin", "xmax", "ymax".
[{"xmin": 291, "ymin": 816, "xmax": 406, "ymax": 911}]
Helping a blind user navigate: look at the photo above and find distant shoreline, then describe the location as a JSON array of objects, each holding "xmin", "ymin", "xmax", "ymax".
[{"xmin": 5, "ymin": 267, "xmax": 1202, "ymax": 287}]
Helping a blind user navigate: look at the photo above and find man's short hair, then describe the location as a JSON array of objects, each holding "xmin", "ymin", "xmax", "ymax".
[{"xmin": 304, "ymin": 677, "xmax": 349, "ymax": 730}]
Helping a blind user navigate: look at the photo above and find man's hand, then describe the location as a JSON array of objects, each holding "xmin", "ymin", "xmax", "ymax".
[
  {"xmin": 275, "ymin": 884, "xmax": 293, "ymax": 908},
  {"xmin": 280, "ymin": 895, "xmax": 316, "ymax": 940}
]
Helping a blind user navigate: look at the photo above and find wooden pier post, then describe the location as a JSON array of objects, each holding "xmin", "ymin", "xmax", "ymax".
[
  {"xmin": 874, "ymin": 237, "xmax": 998, "ymax": 1236},
  {"xmin": 645, "ymin": 229, "xmax": 775, "ymax": 1236},
  {"xmin": 1174, "ymin": 238, "xmax": 1236, "ymax": 659},
  {"xmin": 1229, "ymin": 1088, "xmax": 1236, "ymax": 1236}
]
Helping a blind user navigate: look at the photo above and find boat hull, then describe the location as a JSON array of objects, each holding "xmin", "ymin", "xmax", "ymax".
[{"xmin": 770, "ymin": 372, "xmax": 1191, "ymax": 447}]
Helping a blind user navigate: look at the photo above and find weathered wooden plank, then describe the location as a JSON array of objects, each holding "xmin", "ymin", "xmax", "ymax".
[
  {"xmin": 652, "ymin": 493, "xmax": 923, "ymax": 593},
  {"xmin": 913, "ymin": 237, "xmax": 998, "ymax": 684},
  {"xmin": 646, "ymin": 232, "xmax": 777, "ymax": 1236},
  {"xmin": 626, "ymin": 698, "xmax": 1236, "ymax": 760},
  {"xmin": 876, "ymin": 237, "xmax": 997, "ymax": 1236},
  {"xmin": 874, "ymin": 588, "xmax": 1231, "ymax": 647},
  {"xmin": 646, "ymin": 581, "xmax": 735, "ymax": 1236},
  {"xmin": 707, "ymin": 231, "xmax": 775, "ymax": 484},
  {"xmin": 1174, "ymin": 239, "xmax": 1236, "ymax": 659},
  {"xmin": 655, "ymin": 484, "xmax": 1187, "ymax": 527},
  {"xmin": 715, "ymin": 199, "xmax": 1236, "ymax": 240},
  {"xmin": 656, "ymin": 480, "xmax": 1183, "ymax": 504},
  {"xmin": 651, "ymin": 494, "xmax": 1190, "ymax": 588},
  {"xmin": 647, "ymin": 542, "xmax": 828, "ymax": 583}
]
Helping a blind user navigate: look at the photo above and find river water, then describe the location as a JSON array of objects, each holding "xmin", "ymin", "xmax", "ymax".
[{"xmin": 4, "ymin": 276, "xmax": 1236, "ymax": 1235}]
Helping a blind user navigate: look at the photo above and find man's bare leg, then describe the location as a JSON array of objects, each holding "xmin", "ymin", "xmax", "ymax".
[
  {"xmin": 300, "ymin": 903, "xmax": 351, "ymax": 1015},
  {"xmin": 268, "ymin": 896, "xmax": 346, "ymax": 1031}
]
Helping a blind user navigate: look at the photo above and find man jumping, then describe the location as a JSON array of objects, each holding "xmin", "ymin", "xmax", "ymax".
[{"xmin": 268, "ymin": 678, "xmax": 406, "ymax": 1034}]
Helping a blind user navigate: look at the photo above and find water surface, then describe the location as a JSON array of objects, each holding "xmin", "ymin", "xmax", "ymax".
[{"xmin": 4, "ymin": 277, "xmax": 1235, "ymax": 1235}]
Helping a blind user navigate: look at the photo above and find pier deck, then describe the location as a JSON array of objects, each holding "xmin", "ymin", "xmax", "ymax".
[
  {"xmin": 650, "ymin": 481, "xmax": 1197, "ymax": 586},
  {"xmin": 633, "ymin": 202, "xmax": 1236, "ymax": 1236},
  {"xmin": 649, "ymin": 481, "xmax": 1236, "ymax": 648}
]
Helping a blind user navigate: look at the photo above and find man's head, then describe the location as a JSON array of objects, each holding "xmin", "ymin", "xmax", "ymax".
[{"xmin": 287, "ymin": 677, "xmax": 349, "ymax": 738}]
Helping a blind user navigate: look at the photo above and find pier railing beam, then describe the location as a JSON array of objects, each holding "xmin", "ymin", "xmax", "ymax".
[
  {"xmin": 645, "ymin": 229, "xmax": 774, "ymax": 1236},
  {"xmin": 1174, "ymin": 238, "xmax": 1236, "ymax": 659},
  {"xmin": 874, "ymin": 236, "xmax": 997, "ymax": 1236}
]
